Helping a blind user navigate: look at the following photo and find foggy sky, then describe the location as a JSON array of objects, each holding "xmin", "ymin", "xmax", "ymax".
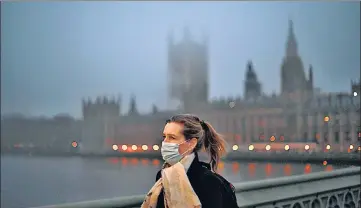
[{"xmin": 1, "ymin": 2, "xmax": 360, "ymax": 118}]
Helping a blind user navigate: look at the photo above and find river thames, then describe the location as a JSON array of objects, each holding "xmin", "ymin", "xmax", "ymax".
[{"xmin": 1, "ymin": 155, "xmax": 350, "ymax": 208}]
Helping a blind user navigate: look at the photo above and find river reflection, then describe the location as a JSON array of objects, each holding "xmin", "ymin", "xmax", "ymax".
[{"xmin": 106, "ymin": 157, "xmax": 337, "ymax": 180}]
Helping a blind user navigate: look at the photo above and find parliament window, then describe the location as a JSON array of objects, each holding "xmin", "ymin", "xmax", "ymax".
[
  {"xmin": 334, "ymin": 132, "xmax": 340, "ymax": 144},
  {"xmin": 303, "ymin": 132, "xmax": 308, "ymax": 141},
  {"xmin": 324, "ymin": 132, "xmax": 329, "ymax": 142}
]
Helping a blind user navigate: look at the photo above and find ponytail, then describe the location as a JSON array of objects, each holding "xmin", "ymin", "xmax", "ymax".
[{"xmin": 201, "ymin": 121, "xmax": 227, "ymax": 171}]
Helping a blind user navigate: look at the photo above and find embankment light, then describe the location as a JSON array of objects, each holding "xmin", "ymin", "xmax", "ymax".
[
  {"xmin": 232, "ymin": 145, "xmax": 239, "ymax": 151},
  {"xmin": 122, "ymin": 145, "xmax": 127, "ymax": 150},
  {"xmin": 284, "ymin": 144, "xmax": 290, "ymax": 151},
  {"xmin": 142, "ymin": 145, "xmax": 148, "ymax": 151},
  {"xmin": 248, "ymin": 144, "xmax": 254, "ymax": 151},
  {"xmin": 357, "ymin": 146, "xmax": 361, "ymax": 151},
  {"xmin": 265, "ymin": 144, "xmax": 271, "ymax": 151},
  {"xmin": 354, "ymin": 92, "xmax": 358, "ymax": 97},
  {"xmin": 305, "ymin": 144, "xmax": 310, "ymax": 151},
  {"xmin": 324, "ymin": 116, "xmax": 330, "ymax": 122},
  {"xmin": 71, "ymin": 141, "xmax": 78, "ymax": 148},
  {"xmin": 112, "ymin": 144, "xmax": 118, "ymax": 151},
  {"xmin": 326, "ymin": 144, "xmax": 331, "ymax": 150},
  {"xmin": 349, "ymin": 144, "xmax": 354, "ymax": 150},
  {"xmin": 153, "ymin": 145, "xmax": 159, "ymax": 151},
  {"xmin": 131, "ymin": 145, "xmax": 137, "ymax": 150}
]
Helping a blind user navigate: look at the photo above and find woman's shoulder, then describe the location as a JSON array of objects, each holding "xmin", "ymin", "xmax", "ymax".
[{"xmin": 198, "ymin": 164, "xmax": 223, "ymax": 186}]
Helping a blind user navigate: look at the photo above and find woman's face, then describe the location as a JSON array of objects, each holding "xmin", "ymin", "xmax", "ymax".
[{"xmin": 162, "ymin": 122, "xmax": 196, "ymax": 155}]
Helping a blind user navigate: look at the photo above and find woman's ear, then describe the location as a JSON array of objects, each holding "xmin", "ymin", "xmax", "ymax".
[{"xmin": 189, "ymin": 138, "xmax": 198, "ymax": 149}]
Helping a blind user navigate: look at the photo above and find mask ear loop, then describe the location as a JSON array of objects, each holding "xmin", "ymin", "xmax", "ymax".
[
  {"xmin": 179, "ymin": 140, "xmax": 191, "ymax": 156},
  {"xmin": 179, "ymin": 139, "xmax": 197, "ymax": 160}
]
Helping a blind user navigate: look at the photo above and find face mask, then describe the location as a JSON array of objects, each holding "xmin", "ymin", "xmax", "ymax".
[{"xmin": 161, "ymin": 141, "xmax": 189, "ymax": 165}]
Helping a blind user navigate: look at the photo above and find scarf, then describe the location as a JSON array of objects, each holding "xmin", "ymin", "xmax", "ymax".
[{"xmin": 141, "ymin": 155, "xmax": 201, "ymax": 208}]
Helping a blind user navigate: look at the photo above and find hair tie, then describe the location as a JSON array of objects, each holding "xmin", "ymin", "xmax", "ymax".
[{"xmin": 200, "ymin": 120, "xmax": 207, "ymax": 130}]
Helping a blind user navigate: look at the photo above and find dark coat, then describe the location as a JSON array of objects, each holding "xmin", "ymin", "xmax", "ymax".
[{"xmin": 155, "ymin": 153, "xmax": 223, "ymax": 208}]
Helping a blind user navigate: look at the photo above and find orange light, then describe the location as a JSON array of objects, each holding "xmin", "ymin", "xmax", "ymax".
[
  {"xmin": 304, "ymin": 163, "xmax": 312, "ymax": 174},
  {"xmin": 270, "ymin": 136, "xmax": 276, "ymax": 142},
  {"xmin": 316, "ymin": 133, "xmax": 320, "ymax": 140},
  {"xmin": 248, "ymin": 163, "xmax": 256, "ymax": 178},
  {"xmin": 323, "ymin": 161, "xmax": 327, "ymax": 166},
  {"xmin": 142, "ymin": 145, "xmax": 148, "ymax": 151},
  {"xmin": 284, "ymin": 164, "xmax": 292, "ymax": 176},
  {"xmin": 152, "ymin": 159, "xmax": 160, "ymax": 166},
  {"xmin": 130, "ymin": 158, "xmax": 138, "ymax": 165},
  {"xmin": 218, "ymin": 161, "xmax": 225, "ymax": 170},
  {"xmin": 121, "ymin": 157, "xmax": 128, "ymax": 165},
  {"xmin": 324, "ymin": 116, "xmax": 330, "ymax": 122},
  {"xmin": 71, "ymin": 141, "xmax": 78, "ymax": 148},
  {"xmin": 265, "ymin": 163, "xmax": 272, "ymax": 177},
  {"xmin": 141, "ymin": 159, "xmax": 149, "ymax": 165},
  {"xmin": 231, "ymin": 162, "xmax": 239, "ymax": 174},
  {"xmin": 325, "ymin": 165, "xmax": 333, "ymax": 172}
]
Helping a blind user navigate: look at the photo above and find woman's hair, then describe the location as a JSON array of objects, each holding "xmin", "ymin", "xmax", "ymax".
[{"xmin": 166, "ymin": 114, "xmax": 227, "ymax": 171}]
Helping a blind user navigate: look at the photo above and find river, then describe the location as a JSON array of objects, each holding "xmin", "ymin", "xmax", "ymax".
[{"xmin": 0, "ymin": 155, "xmax": 349, "ymax": 208}]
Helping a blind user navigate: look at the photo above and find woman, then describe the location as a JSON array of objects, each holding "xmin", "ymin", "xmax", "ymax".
[{"xmin": 141, "ymin": 114, "xmax": 227, "ymax": 208}]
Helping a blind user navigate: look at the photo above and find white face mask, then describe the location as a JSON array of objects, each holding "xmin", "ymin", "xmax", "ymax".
[{"xmin": 161, "ymin": 141, "xmax": 189, "ymax": 165}]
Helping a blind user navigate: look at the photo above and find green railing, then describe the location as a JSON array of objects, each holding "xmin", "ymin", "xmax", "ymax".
[{"xmin": 33, "ymin": 166, "xmax": 360, "ymax": 208}]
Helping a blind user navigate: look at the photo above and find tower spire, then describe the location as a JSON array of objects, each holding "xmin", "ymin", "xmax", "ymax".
[
  {"xmin": 308, "ymin": 64, "xmax": 314, "ymax": 90},
  {"xmin": 183, "ymin": 26, "xmax": 191, "ymax": 41},
  {"xmin": 286, "ymin": 18, "xmax": 298, "ymax": 57},
  {"xmin": 128, "ymin": 94, "xmax": 138, "ymax": 115}
]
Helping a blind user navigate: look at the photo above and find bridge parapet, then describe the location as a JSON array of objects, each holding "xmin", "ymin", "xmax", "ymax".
[{"xmin": 33, "ymin": 167, "xmax": 360, "ymax": 208}]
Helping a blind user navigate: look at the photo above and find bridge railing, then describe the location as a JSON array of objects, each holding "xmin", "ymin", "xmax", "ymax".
[{"xmin": 33, "ymin": 166, "xmax": 360, "ymax": 208}]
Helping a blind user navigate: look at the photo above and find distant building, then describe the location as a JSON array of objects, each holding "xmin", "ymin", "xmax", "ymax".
[
  {"xmin": 2, "ymin": 20, "xmax": 359, "ymax": 154},
  {"xmin": 167, "ymin": 26, "xmax": 209, "ymax": 110},
  {"xmin": 280, "ymin": 20, "xmax": 313, "ymax": 99},
  {"xmin": 244, "ymin": 61, "xmax": 262, "ymax": 101},
  {"xmin": 1, "ymin": 114, "xmax": 82, "ymax": 151},
  {"xmin": 79, "ymin": 95, "xmax": 179, "ymax": 153}
]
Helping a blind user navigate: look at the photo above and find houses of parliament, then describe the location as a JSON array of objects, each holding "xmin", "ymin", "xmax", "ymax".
[{"xmin": 1, "ymin": 20, "xmax": 360, "ymax": 153}]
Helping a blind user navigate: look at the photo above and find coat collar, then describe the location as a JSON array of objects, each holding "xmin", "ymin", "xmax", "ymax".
[{"xmin": 186, "ymin": 152, "xmax": 211, "ymax": 181}]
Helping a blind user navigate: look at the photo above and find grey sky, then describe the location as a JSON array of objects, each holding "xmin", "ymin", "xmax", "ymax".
[{"xmin": 1, "ymin": 2, "xmax": 360, "ymax": 118}]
